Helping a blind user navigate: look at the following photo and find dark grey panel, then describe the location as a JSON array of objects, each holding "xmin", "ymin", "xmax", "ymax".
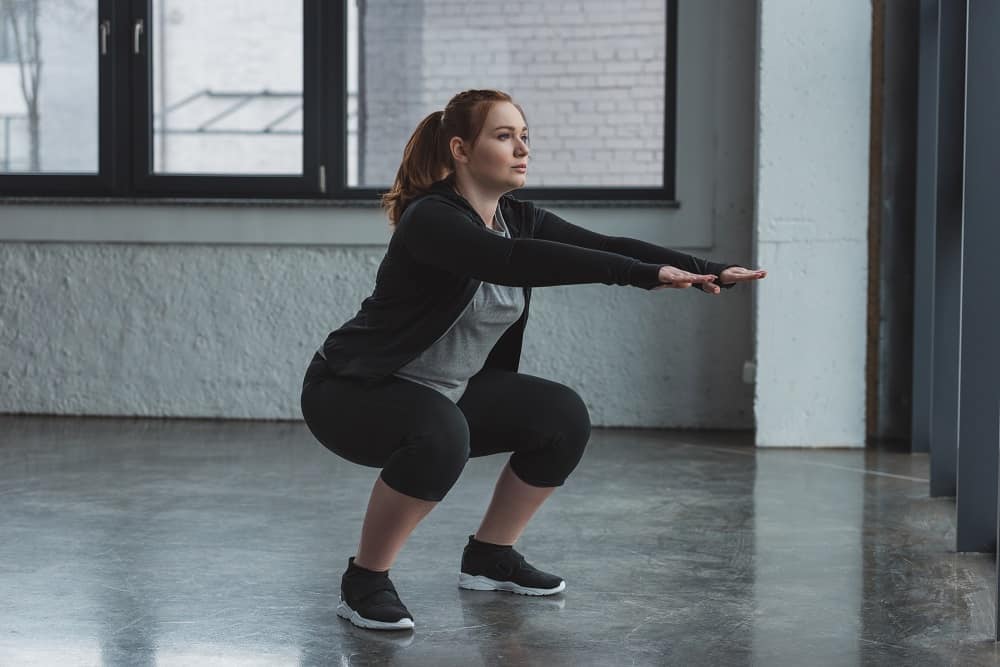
[
  {"xmin": 877, "ymin": 1, "xmax": 918, "ymax": 443},
  {"xmin": 911, "ymin": 0, "xmax": 939, "ymax": 457},
  {"xmin": 929, "ymin": 0, "xmax": 966, "ymax": 498},
  {"xmin": 956, "ymin": 0, "xmax": 1000, "ymax": 554}
]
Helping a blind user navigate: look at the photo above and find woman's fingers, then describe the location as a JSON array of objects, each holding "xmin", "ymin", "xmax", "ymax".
[
  {"xmin": 655, "ymin": 266, "xmax": 767, "ymax": 291},
  {"xmin": 665, "ymin": 272, "xmax": 717, "ymax": 283},
  {"xmin": 657, "ymin": 266, "xmax": 726, "ymax": 289},
  {"xmin": 724, "ymin": 267, "xmax": 767, "ymax": 283}
]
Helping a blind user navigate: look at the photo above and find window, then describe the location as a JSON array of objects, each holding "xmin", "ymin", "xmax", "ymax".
[
  {"xmin": 132, "ymin": 0, "xmax": 316, "ymax": 196},
  {"xmin": 0, "ymin": 0, "xmax": 677, "ymax": 201},
  {"xmin": 150, "ymin": 2, "xmax": 303, "ymax": 175},
  {"xmin": 0, "ymin": 0, "xmax": 98, "ymax": 174}
]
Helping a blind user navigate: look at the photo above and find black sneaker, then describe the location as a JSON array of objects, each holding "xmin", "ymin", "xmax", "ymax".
[
  {"xmin": 336, "ymin": 556, "xmax": 415, "ymax": 630},
  {"xmin": 458, "ymin": 534, "xmax": 566, "ymax": 596}
]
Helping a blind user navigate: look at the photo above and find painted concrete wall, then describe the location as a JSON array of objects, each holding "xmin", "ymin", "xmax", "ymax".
[
  {"xmin": 754, "ymin": 1, "xmax": 871, "ymax": 447},
  {"xmin": 1, "ymin": 0, "xmax": 764, "ymax": 430}
]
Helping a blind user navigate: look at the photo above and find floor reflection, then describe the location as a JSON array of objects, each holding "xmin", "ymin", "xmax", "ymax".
[{"xmin": 0, "ymin": 418, "xmax": 995, "ymax": 666}]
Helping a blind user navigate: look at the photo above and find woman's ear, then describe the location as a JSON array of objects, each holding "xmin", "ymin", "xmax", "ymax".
[{"xmin": 449, "ymin": 136, "xmax": 469, "ymax": 164}]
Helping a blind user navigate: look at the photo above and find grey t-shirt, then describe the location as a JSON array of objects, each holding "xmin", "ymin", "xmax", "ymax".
[{"xmin": 391, "ymin": 205, "xmax": 525, "ymax": 402}]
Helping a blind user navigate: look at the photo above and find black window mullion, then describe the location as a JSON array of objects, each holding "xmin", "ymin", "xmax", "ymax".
[
  {"xmin": 304, "ymin": 0, "xmax": 322, "ymax": 195},
  {"xmin": 663, "ymin": 0, "xmax": 678, "ymax": 201},
  {"xmin": 324, "ymin": 0, "xmax": 346, "ymax": 199},
  {"xmin": 95, "ymin": 0, "xmax": 115, "ymax": 194},
  {"xmin": 108, "ymin": 0, "xmax": 132, "ymax": 196},
  {"xmin": 129, "ymin": 0, "xmax": 151, "ymax": 193}
]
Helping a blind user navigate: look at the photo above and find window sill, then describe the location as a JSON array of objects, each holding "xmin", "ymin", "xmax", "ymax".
[
  {"xmin": 0, "ymin": 197, "xmax": 707, "ymax": 248},
  {"xmin": 0, "ymin": 196, "xmax": 681, "ymax": 209}
]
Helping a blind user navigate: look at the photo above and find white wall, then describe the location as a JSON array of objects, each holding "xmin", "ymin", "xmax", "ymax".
[
  {"xmin": 754, "ymin": 0, "xmax": 871, "ymax": 447},
  {"xmin": 0, "ymin": 0, "xmax": 760, "ymax": 429}
]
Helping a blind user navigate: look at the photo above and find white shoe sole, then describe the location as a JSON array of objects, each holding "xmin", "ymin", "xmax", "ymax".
[
  {"xmin": 336, "ymin": 600, "xmax": 415, "ymax": 630},
  {"xmin": 458, "ymin": 573, "xmax": 566, "ymax": 596}
]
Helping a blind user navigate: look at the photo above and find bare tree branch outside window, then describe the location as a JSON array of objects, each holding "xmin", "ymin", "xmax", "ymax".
[{"xmin": 1, "ymin": 0, "xmax": 41, "ymax": 171}]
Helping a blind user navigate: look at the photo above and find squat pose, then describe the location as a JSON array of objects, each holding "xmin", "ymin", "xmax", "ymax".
[{"xmin": 300, "ymin": 89, "xmax": 766, "ymax": 631}]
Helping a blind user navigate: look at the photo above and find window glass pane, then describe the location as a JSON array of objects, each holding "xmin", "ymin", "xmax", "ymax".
[
  {"xmin": 351, "ymin": 0, "xmax": 666, "ymax": 188},
  {"xmin": 152, "ymin": 0, "xmax": 302, "ymax": 175},
  {"xmin": 0, "ymin": 0, "xmax": 98, "ymax": 173}
]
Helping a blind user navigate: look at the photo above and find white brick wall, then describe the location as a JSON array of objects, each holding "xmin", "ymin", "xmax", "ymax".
[{"xmin": 360, "ymin": 0, "xmax": 668, "ymax": 187}]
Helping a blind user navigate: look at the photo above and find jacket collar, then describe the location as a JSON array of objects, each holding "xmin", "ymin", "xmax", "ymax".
[
  {"xmin": 427, "ymin": 176, "xmax": 478, "ymax": 211},
  {"xmin": 427, "ymin": 177, "xmax": 512, "ymax": 228}
]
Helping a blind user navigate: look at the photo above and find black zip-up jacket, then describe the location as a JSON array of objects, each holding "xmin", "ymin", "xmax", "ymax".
[{"xmin": 319, "ymin": 178, "xmax": 739, "ymax": 385}]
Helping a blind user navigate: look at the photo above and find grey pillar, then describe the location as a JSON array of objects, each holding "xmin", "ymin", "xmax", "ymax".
[
  {"xmin": 876, "ymin": 2, "xmax": 918, "ymax": 443},
  {"xmin": 928, "ymin": 0, "xmax": 965, "ymax": 498},
  {"xmin": 997, "ymin": 415, "xmax": 1000, "ymax": 639},
  {"xmin": 910, "ymin": 0, "xmax": 938, "ymax": 457},
  {"xmin": 920, "ymin": 1, "xmax": 965, "ymax": 497},
  {"xmin": 955, "ymin": 0, "xmax": 1000, "ymax": 554}
]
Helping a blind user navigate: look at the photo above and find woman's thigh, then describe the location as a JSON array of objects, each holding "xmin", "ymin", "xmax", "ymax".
[
  {"xmin": 301, "ymin": 368, "xmax": 469, "ymax": 469},
  {"xmin": 457, "ymin": 368, "xmax": 592, "ymax": 470}
]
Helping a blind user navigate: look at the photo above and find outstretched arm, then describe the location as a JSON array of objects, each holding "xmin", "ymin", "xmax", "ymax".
[
  {"xmin": 398, "ymin": 198, "xmax": 710, "ymax": 290},
  {"xmin": 532, "ymin": 205, "xmax": 741, "ymax": 289}
]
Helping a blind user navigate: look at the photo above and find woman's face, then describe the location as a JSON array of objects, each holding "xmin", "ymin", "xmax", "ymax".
[{"xmin": 457, "ymin": 101, "xmax": 530, "ymax": 192}]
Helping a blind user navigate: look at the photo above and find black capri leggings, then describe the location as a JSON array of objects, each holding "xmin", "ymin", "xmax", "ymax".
[{"xmin": 300, "ymin": 353, "xmax": 592, "ymax": 502}]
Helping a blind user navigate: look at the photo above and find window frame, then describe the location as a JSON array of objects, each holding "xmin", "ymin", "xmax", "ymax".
[
  {"xmin": 130, "ymin": 0, "xmax": 322, "ymax": 197},
  {"xmin": 0, "ymin": 0, "xmax": 678, "ymax": 203},
  {"xmin": 0, "ymin": 0, "xmax": 115, "ymax": 195}
]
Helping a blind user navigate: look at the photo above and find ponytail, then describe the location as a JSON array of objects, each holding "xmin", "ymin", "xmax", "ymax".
[{"xmin": 380, "ymin": 110, "xmax": 451, "ymax": 229}]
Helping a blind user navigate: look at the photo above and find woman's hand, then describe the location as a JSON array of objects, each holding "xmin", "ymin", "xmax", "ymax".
[
  {"xmin": 652, "ymin": 266, "xmax": 720, "ymax": 291},
  {"xmin": 699, "ymin": 266, "xmax": 767, "ymax": 293}
]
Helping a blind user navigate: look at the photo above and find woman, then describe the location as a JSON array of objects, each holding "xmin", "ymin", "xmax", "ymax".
[{"xmin": 300, "ymin": 89, "xmax": 767, "ymax": 631}]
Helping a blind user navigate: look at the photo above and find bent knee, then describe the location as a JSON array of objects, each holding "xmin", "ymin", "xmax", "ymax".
[
  {"xmin": 381, "ymin": 416, "xmax": 471, "ymax": 502},
  {"xmin": 550, "ymin": 384, "xmax": 591, "ymax": 444}
]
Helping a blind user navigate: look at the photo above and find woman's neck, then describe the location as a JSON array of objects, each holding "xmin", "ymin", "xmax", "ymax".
[{"xmin": 450, "ymin": 176, "xmax": 499, "ymax": 230}]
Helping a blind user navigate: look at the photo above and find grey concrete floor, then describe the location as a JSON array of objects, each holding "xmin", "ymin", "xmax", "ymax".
[{"xmin": 1, "ymin": 415, "xmax": 998, "ymax": 666}]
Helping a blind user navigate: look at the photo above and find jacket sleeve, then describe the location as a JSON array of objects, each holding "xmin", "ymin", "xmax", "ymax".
[
  {"xmin": 532, "ymin": 204, "xmax": 742, "ymax": 289},
  {"xmin": 397, "ymin": 198, "xmax": 664, "ymax": 289}
]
